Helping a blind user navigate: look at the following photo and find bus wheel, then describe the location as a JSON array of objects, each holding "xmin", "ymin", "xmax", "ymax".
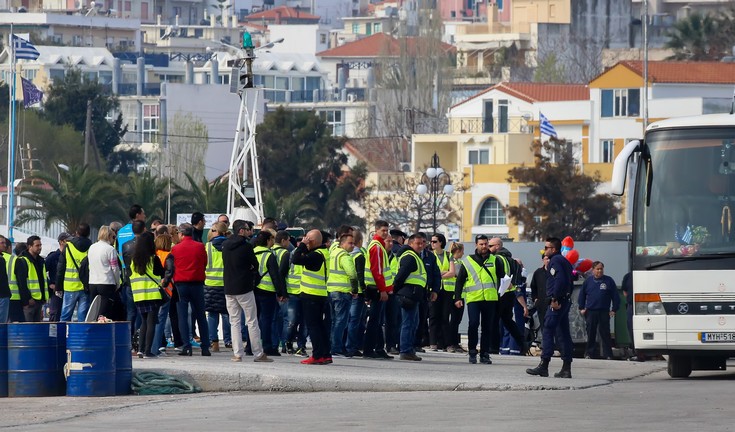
[{"xmin": 668, "ymin": 355, "xmax": 692, "ymax": 378}]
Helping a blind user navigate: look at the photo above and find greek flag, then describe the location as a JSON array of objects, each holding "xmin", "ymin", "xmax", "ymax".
[
  {"xmin": 675, "ymin": 224, "xmax": 692, "ymax": 244},
  {"xmin": 12, "ymin": 34, "xmax": 40, "ymax": 60},
  {"xmin": 21, "ymin": 77, "xmax": 43, "ymax": 108},
  {"xmin": 539, "ymin": 112, "xmax": 558, "ymax": 138}
]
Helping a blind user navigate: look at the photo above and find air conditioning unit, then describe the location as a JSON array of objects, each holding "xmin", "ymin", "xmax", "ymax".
[
  {"xmin": 520, "ymin": 125, "xmax": 529, "ymax": 133},
  {"xmin": 347, "ymin": 93, "xmax": 356, "ymax": 102},
  {"xmin": 399, "ymin": 162, "xmax": 411, "ymax": 172}
]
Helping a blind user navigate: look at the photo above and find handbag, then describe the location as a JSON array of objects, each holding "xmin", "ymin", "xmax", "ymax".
[{"xmin": 145, "ymin": 272, "xmax": 171, "ymax": 303}]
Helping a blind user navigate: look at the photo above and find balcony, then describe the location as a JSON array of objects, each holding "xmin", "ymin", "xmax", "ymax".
[
  {"xmin": 117, "ymin": 83, "xmax": 162, "ymax": 96},
  {"xmin": 449, "ymin": 117, "xmax": 532, "ymax": 134},
  {"xmin": 264, "ymin": 88, "xmax": 368, "ymax": 104}
]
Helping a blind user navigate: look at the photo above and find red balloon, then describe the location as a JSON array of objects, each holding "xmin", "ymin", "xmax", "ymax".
[
  {"xmin": 565, "ymin": 249, "xmax": 579, "ymax": 265},
  {"xmin": 561, "ymin": 236, "xmax": 574, "ymax": 249},
  {"xmin": 576, "ymin": 258, "xmax": 593, "ymax": 273}
]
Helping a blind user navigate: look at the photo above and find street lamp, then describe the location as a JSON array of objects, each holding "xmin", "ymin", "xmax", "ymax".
[{"xmin": 417, "ymin": 152, "xmax": 454, "ymax": 233}]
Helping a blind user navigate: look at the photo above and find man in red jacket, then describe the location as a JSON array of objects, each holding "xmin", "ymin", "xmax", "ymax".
[
  {"xmin": 164, "ymin": 223, "xmax": 210, "ymax": 356},
  {"xmin": 362, "ymin": 220, "xmax": 394, "ymax": 359}
]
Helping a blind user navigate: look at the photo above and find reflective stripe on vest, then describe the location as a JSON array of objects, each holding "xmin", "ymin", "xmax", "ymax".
[
  {"xmin": 129, "ymin": 260, "xmax": 163, "ymax": 303},
  {"xmin": 435, "ymin": 250, "xmax": 456, "ymax": 292},
  {"xmin": 364, "ymin": 239, "xmax": 394, "ymax": 287},
  {"xmin": 21, "ymin": 256, "xmax": 42, "ymax": 300},
  {"xmin": 327, "ymin": 248, "xmax": 351, "ymax": 293},
  {"xmin": 255, "ymin": 246, "xmax": 275, "ymax": 292},
  {"xmin": 402, "ymin": 249, "xmax": 427, "ymax": 287},
  {"xmin": 8, "ymin": 255, "xmax": 19, "ymax": 300},
  {"xmin": 461, "ymin": 256, "xmax": 499, "ymax": 303},
  {"xmin": 287, "ymin": 262, "xmax": 303, "ymax": 295},
  {"xmin": 272, "ymin": 246, "xmax": 288, "ymax": 267},
  {"xmin": 300, "ymin": 248, "xmax": 328, "ymax": 296},
  {"xmin": 64, "ymin": 242, "xmax": 87, "ymax": 292},
  {"xmin": 205, "ymin": 242, "xmax": 224, "ymax": 287},
  {"xmin": 496, "ymin": 255, "xmax": 516, "ymax": 293}
]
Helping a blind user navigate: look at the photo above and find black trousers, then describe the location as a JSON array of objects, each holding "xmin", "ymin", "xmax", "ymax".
[
  {"xmin": 492, "ymin": 292, "xmax": 525, "ymax": 352},
  {"xmin": 363, "ymin": 299, "xmax": 385, "ymax": 354},
  {"xmin": 428, "ymin": 290, "xmax": 444, "ymax": 347},
  {"xmin": 139, "ymin": 307, "xmax": 159, "ymax": 356},
  {"xmin": 414, "ymin": 295, "xmax": 429, "ymax": 348},
  {"xmin": 442, "ymin": 291, "xmax": 464, "ymax": 347},
  {"xmin": 585, "ymin": 309, "xmax": 614, "ymax": 358},
  {"xmin": 8, "ymin": 300, "xmax": 25, "ymax": 323},
  {"xmin": 301, "ymin": 294, "xmax": 331, "ymax": 359},
  {"xmin": 467, "ymin": 300, "xmax": 496, "ymax": 355},
  {"xmin": 89, "ymin": 284, "xmax": 126, "ymax": 322}
]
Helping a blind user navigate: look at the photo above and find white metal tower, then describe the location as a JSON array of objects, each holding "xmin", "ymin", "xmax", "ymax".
[{"xmin": 223, "ymin": 35, "xmax": 282, "ymax": 224}]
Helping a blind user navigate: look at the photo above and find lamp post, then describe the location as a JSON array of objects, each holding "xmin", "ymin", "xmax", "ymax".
[{"xmin": 416, "ymin": 152, "xmax": 454, "ymax": 233}]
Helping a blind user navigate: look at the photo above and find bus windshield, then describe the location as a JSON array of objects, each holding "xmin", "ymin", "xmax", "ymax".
[{"xmin": 634, "ymin": 127, "xmax": 735, "ymax": 268}]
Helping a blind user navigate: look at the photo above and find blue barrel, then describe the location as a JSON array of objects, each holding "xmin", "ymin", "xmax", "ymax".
[
  {"xmin": 114, "ymin": 322, "xmax": 132, "ymax": 395},
  {"xmin": 0, "ymin": 324, "xmax": 7, "ymax": 397},
  {"xmin": 8, "ymin": 323, "xmax": 66, "ymax": 397},
  {"xmin": 66, "ymin": 323, "xmax": 115, "ymax": 397}
]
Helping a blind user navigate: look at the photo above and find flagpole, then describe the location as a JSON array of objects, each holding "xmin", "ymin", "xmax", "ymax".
[{"xmin": 7, "ymin": 25, "xmax": 16, "ymax": 243}]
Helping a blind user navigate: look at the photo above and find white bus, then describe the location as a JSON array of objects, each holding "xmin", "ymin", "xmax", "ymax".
[{"xmin": 612, "ymin": 113, "xmax": 735, "ymax": 378}]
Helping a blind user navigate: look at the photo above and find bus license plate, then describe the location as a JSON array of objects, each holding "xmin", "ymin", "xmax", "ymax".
[{"xmin": 700, "ymin": 332, "xmax": 735, "ymax": 343}]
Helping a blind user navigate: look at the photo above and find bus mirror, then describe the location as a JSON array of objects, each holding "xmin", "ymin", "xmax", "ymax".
[{"xmin": 611, "ymin": 140, "xmax": 641, "ymax": 196}]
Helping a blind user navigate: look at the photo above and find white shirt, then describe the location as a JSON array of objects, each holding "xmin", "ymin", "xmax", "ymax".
[{"xmin": 87, "ymin": 240, "xmax": 121, "ymax": 286}]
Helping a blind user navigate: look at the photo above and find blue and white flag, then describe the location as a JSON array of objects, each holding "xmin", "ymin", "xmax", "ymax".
[
  {"xmin": 12, "ymin": 34, "xmax": 40, "ymax": 61},
  {"xmin": 539, "ymin": 112, "xmax": 558, "ymax": 138},
  {"xmin": 21, "ymin": 77, "xmax": 43, "ymax": 108},
  {"xmin": 675, "ymin": 224, "xmax": 693, "ymax": 244}
]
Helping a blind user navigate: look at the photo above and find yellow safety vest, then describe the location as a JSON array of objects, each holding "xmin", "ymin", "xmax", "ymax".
[
  {"xmin": 255, "ymin": 246, "xmax": 276, "ymax": 292},
  {"xmin": 272, "ymin": 246, "xmax": 288, "ymax": 267},
  {"xmin": 401, "ymin": 249, "xmax": 427, "ymax": 288},
  {"xmin": 364, "ymin": 239, "xmax": 394, "ymax": 287},
  {"xmin": 327, "ymin": 248, "xmax": 352, "ymax": 294},
  {"xmin": 300, "ymin": 248, "xmax": 329, "ymax": 297},
  {"xmin": 21, "ymin": 256, "xmax": 42, "ymax": 301},
  {"xmin": 461, "ymin": 255, "xmax": 499, "ymax": 303},
  {"xmin": 287, "ymin": 261, "xmax": 303, "ymax": 295},
  {"xmin": 129, "ymin": 260, "xmax": 163, "ymax": 303},
  {"xmin": 454, "ymin": 258, "xmax": 466, "ymax": 299},
  {"xmin": 205, "ymin": 242, "xmax": 224, "ymax": 287},
  {"xmin": 435, "ymin": 250, "xmax": 455, "ymax": 292},
  {"xmin": 496, "ymin": 255, "xmax": 516, "ymax": 293},
  {"xmin": 8, "ymin": 254, "xmax": 19, "ymax": 300},
  {"xmin": 63, "ymin": 242, "xmax": 87, "ymax": 292}
]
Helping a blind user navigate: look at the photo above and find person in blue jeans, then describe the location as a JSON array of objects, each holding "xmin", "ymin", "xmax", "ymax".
[
  {"xmin": 345, "ymin": 230, "xmax": 368, "ymax": 357},
  {"xmin": 394, "ymin": 234, "xmax": 436, "ymax": 361},
  {"xmin": 327, "ymin": 233, "xmax": 359, "ymax": 357},
  {"xmin": 58, "ymin": 224, "xmax": 93, "ymax": 322}
]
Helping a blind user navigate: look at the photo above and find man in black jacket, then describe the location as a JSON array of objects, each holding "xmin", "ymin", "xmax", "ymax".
[
  {"xmin": 222, "ymin": 219, "xmax": 272, "ymax": 363},
  {"xmin": 490, "ymin": 238, "xmax": 528, "ymax": 355},
  {"xmin": 17, "ymin": 235, "xmax": 46, "ymax": 322}
]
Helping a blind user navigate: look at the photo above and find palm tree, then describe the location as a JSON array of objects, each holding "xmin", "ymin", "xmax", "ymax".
[
  {"xmin": 124, "ymin": 170, "xmax": 169, "ymax": 223},
  {"xmin": 16, "ymin": 165, "xmax": 120, "ymax": 232},
  {"xmin": 263, "ymin": 190, "xmax": 317, "ymax": 227},
  {"xmin": 210, "ymin": 0, "xmax": 232, "ymax": 24},
  {"xmin": 173, "ymin": 173, "xmax": 228, "ymax": 214},
  {"xmin": 665, "ymin": 11, "xmax": 735, "ymax": 61}
]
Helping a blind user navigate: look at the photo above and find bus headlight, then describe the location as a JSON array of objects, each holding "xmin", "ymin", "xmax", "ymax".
[{"xmin": 634, "ymin": 293, "xmax": 665, "ymax": 315}]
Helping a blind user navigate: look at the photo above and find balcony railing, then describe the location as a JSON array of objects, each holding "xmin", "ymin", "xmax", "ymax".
[
  {"xmin": 449, "ymin": 117, "xmax": 532, "ymax": 134},
  {"xmin": 264, "ymin": 88, "xmax": 368, "ymax": 104}
]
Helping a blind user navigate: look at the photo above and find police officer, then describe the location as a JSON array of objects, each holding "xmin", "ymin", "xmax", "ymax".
[{"xmin": 526, "ymin": 237, "xmax": 574, "ymax": 378}]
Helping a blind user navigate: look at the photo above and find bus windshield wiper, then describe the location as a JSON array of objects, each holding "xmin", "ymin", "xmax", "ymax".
[{"xmin": 646, "ymin": 252, "xmax": 735, "ymax": 269}]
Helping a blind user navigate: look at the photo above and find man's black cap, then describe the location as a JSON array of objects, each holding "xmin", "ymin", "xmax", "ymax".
[{"xmin": 390, "ymin": 229, "xmax": 407, "ymax": 238}]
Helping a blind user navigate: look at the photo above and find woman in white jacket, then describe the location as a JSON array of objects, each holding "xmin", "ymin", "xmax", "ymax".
[{"xmin": 87, "ymin": 225, "xmax": 123, "ymax": 320}]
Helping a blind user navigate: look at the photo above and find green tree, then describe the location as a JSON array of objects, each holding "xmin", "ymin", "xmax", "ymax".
[
  {"xmin": 43, "ymin": 68, "xmax": 141, "ymax": 173},
  {"xmin": 174, "ymin": 173, "xmax": 228, "ymax": 214},
  {"xmin": 256, "ymin": 107, "xmax": 368, "ymax": 229},
  {"xmin": 15, "ymin": 165, "xmax": 120, "ymax": 232},
  {"xmin": 505, "ymin": 139, "xmax": 620, "ymax": 241},
  {"xmin": 262, "ymin": 190, "xmax": 317, "ymax": 227},
  {"xmin": 124, "ymin": 170, "xmax": 169, "ymax": 222},
  {"xmin": 665, "ymin": 11, "xmax": 735, "ymax": 61},
  {"xmin": 533, "ymin": 53, "xmax": 567, "ymax": 83},
  {"xmin": 210, "ymin": 0, "xmax": 232, "ymax": 24}
]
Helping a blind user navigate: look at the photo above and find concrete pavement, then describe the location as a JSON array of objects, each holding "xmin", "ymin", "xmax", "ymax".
[{"xmin": 136, "ymin": 349, "xmax": 666, "ymax": 393}]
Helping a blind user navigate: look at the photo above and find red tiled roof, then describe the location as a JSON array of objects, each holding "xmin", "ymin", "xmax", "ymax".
[
  {"xmin": 245, "ymin": 6, "xmax": 320, "ymax": 21},
  {"xmin": 344, "ymin": 137, "xmax": 410, "ymax": 172},
  {"xmin": 453, "ymin": 82, "xmax": 589, "ymax": 109},
  {"xmin": 617, "ymin": 60, "xmax": 735, "ymax": 84},
  {"xmin": 318, "ymin": 33, "xmax": 455, "ymax": 58}
]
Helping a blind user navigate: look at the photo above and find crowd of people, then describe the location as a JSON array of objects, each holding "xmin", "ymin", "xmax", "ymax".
[{"xmin": 0, "ymin": 204, "xmax": 628, "ymax": 376}]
